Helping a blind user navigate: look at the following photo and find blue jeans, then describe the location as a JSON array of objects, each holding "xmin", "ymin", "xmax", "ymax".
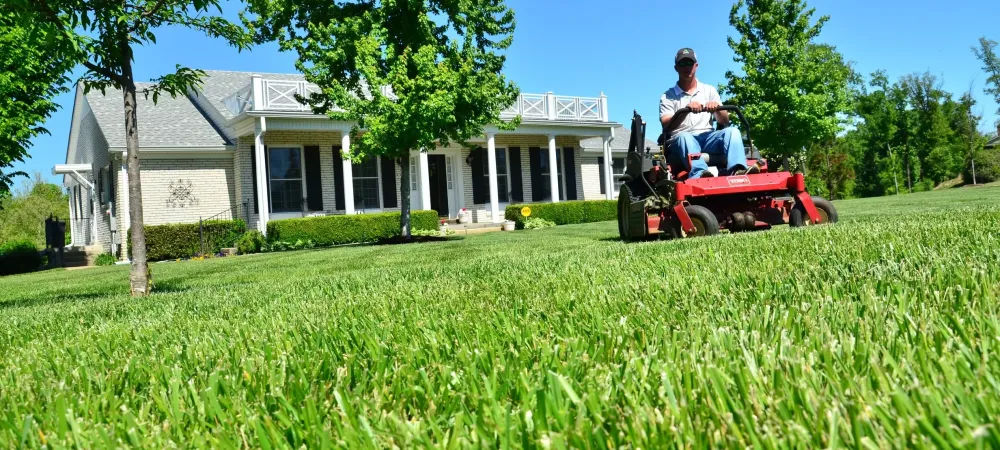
[{"xmin": 668, "ymin": 128, "xmax": 747, "ymax": 178}]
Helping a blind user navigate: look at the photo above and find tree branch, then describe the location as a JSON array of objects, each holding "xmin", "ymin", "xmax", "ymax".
[
  {"xmin": 141, "ymin": 0, "xmax": 170, "ymax": 18},
  {"xmin": 32, "ymin": 0, "xmax": 125, "ymax": 86},
  {"xmin": 83, "ymin": 61, "xmax": 126, "ymax": 86}
]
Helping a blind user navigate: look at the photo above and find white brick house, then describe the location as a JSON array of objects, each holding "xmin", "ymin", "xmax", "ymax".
[{"xmin": 55, "ymin": 70, "xmax": 649, "ymax": 259}]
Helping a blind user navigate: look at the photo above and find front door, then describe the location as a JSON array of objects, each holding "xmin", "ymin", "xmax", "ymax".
[{"xmin": 427, "ymin": 155, "xmax": 450, "ymax": 217}]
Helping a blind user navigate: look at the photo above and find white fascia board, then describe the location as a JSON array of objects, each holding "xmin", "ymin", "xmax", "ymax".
[
  {"xmin": 481, "ymin": 122, "xmax": 619, "ymax": 138},
  {"xmin": 107, "ymin": 146, "xmax": 232, "ymax": 152},
  {"xmin": 52, "ymin": 164, "xmax": 94, "ymax": 174}
]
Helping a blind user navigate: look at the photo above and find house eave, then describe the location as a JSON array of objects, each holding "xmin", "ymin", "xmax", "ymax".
[{"xmin": 107, "ymin": 145, "xmax": 232, "ymax": 153}]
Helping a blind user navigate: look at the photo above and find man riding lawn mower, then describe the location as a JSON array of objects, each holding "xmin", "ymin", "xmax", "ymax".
[{"xmin": 616, "ymin": 47, "xmax": 837, "ymax": 241}]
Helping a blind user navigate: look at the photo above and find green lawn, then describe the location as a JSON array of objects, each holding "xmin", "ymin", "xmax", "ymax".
[{"xmin": 2, "ymin": 187, "xmax": 1000, "ymax": 448}]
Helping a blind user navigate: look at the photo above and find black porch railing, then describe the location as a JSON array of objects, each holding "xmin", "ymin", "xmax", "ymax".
[{"xmin": 197, "ymin": 201, "xmax": 250, "ymax": 256}]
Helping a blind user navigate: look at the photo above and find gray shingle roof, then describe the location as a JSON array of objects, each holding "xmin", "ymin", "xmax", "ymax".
[
  {"xmin": 196, "ymin": 70, "xmax": 306, "ymax": 121},
  {"xmin": 579, "ymin": 125, "xmax": 657, "ymax": 151},
  {"xmin": 987, "ymin": 135, "xmax": 1000, "ymax": 148},
  {"xmin": 85, "ymin": 82, "xmax": 229, "ymax": 148}
]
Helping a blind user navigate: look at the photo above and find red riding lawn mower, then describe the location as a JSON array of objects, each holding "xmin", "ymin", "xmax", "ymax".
[{"xmin": 617, "ymin": 105, "xmax": 838, "ymax": 241}]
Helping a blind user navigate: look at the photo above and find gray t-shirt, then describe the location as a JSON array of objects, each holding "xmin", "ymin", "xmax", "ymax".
[{"xmin": 659, "ymin": 82, "xmax": 722, "ymax": 137}]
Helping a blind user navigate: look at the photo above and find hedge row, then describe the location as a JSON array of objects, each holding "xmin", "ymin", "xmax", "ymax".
[
  {"xmin": 0, "ymin": 240, "xmax": 43, "ymax": 276},
  {"xmin": 129, "ymin": 219, "xmax": 247, "ymax": 262},
  {"xmin": 504, "ymin": 200, "xmax": 617, "ymax": 228},
  {"xmin": 267, "ymin": 210, "xmax": 440, "ymax": 246}
]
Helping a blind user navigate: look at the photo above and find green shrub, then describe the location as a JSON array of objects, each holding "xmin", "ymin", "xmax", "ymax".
[
  {"xmin": 236, "ymin": 230, "xmax": 266, "ymax": 255},
  {"xmin": 523, "ymin": 217, "xmax": 556, "ymax": 230},
  {"xmin": 94, "ymin": 253, "xmax": 117, "ymax": 266},
  {"xmin": 965, "ymin": 148, "xmax": 1000, "ymax": 184},
  {"xmin": 0, "ymin": 240, "xmax": 43, "ymax": 276},
  {"xmin": 267, "ymin": 211, "xmax": 439, "ymax": 246},
  {"xmin": 505, "ymin": 200, "xmax": 617, "ymax": 228},
  {"xmin": 128, "ymin": 219, "xmax": 247, "ymax": 261}
]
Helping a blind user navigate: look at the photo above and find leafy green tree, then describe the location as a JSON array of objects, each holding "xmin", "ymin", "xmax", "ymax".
[
  {"xmin": 252, "ymin": 0, "xmax": 520, "ymax": 238},
  {"xmin": 0, "ymin": 174, "xmax": 70, "ymax": 248},
  {"xmin": 722, "ymin": 0, "xmax": 855, "ymax": 164},
  {"xmin": 9, "ymin": 0, "xmax": 256, "ymax": 295},
  {"xmin": 805, "ymin": 135, "xmax": 854, "ymax": 200},
  {"xmin": 0, "ymin": 12, "xmax": 77, "ymax": 199},
  {"xmin": 973, "ymin": 37, "xmax": 1000, "ymax": 120}
]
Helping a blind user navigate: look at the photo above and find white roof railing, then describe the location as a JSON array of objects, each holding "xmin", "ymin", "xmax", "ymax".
[{"xmin": 224, "ymin": 76, "xmax": 610, "ymax": 123}]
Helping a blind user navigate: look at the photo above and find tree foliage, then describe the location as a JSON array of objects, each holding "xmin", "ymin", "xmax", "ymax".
[
  {"xmin": 973, "ymin": 37, "xmax": 1000, "ymax": 121},
  {"xmin": 829, "ymin": 70, "xmax": 985, "ymax": 198},
  {"xmin": 8, "ymin": 0, "xmax": 256, "ymax": 295},
  {"xmin": 722, "ymin": 0, "xmax": 855, "ymax": 164},
  {"xmin": 252, "ymin": 0, "xmax": 520, "ymax": 237},
  {"xmin": 0, "ymin": 174, "xmax": 70, "ymax": 248},
  {"xmin": 0, "ymin": 11, "xmax": 77, "ymax": 198}
]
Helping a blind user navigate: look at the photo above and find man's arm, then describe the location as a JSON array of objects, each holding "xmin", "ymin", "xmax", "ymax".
[{"xmin": 707, "ymin": 87, "xmax": 729, "ymax": 127}]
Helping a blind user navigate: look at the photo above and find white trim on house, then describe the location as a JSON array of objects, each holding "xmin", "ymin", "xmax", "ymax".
[{"xmin": 107, "ymin": 146, "xmax": 231, "ymax": 152}]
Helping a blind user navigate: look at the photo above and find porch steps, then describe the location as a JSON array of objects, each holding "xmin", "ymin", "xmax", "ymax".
[
  {"xmin": 442, "ymin": 220, "xmax": 504, "ymax": 235},
  {"xmin": 58, "ymin": 245, "xmax": 105, "ymax": 268}
]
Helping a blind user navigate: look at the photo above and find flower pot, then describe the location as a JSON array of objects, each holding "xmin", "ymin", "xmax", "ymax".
[
  {"xmin": 502, "ymin": 221, "xmax": 516, "ymax": 231},
  {"xmin": 458, "ymin": 212, "xmax": 471, "ymax": 224},
  {"xmin": 439, "ymin": 224, "xmax": 449, "ymax": 236}
]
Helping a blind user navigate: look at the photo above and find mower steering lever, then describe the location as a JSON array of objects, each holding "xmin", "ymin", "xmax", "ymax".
[{"xmin": 664, "ymin": 105, "xmax": 753, "ymax": 148}]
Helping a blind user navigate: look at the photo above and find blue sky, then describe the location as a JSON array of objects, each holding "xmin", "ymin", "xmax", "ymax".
[{"xmin": 15, "ymin": 0, "xmax": 1000, "ymax": 187}]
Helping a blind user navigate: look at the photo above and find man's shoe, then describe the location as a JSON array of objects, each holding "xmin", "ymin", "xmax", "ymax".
[{"xmin": 732, "ymin": 163, "xmax": 760, "ymax": 176}]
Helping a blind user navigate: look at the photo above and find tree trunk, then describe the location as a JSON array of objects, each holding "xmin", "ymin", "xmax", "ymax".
[
  {"xmin": 398, "ymin": 156, "xmax": 412, "ymax": 239},
  {"xmin": 825, "ymin": 147, "xmax": 834, "ymax": 200},
  {"xmin": 123, "ymin": 76, "xmax": 150, "ymax": 295}
]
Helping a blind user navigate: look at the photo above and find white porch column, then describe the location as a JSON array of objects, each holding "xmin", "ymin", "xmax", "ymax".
[
  {"xmin": 603, "ymin": 136, "xmax": 614, "ymax": 200},
  {"xmin": 120, "ymin": 151, "xmax": 131, "ymax": 234},
  {"xmin": 548, "ymin": 134, "xmax": 559, "ymax": 203},
  {"xmin": 341, "ymin": 133, "xmax": 355, "ymax": 214},
  {"xmin": 67, "ymin": 189, "xmax": 76, "ymax": 246},
  {"xmin": 486, "ymin": 132, "xmax": 500, "ymax": 223},
  {"xmin": 254, "ymin": 117, "xmax": 270, "ymax": 235},
  {"xmin": 89, "ymin": 182, "xmax": 98, "ymax": 246},
  {"xmin": 418, "ymin": 150, "xmax": 431, "ymax": 210}
]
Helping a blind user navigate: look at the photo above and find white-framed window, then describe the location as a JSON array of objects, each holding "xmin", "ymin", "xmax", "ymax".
[
  {"xmin": 482, "ymin": 148, "xmax": 510, "ymax": 203},
  {"xmin": 445, "ymin": 156, "xmax": 454, "ymax": 190},
  {"xmin": 409, "ymin": 156, "xmax": 418, "ymax": 191},
  {"xmin": 353, "ymin": 155, "xmax": 382, "ymax": 210},
  {"xmin": 268, "ymin": 146, "xmax": 304, "ymax": 213},
  {"xmin": 612, "ymin": 157, "xmax": 626, "ymax": 193},
  {"xmin": 539, "ymin": 148, "xmax": 566, "ymax": 201}
]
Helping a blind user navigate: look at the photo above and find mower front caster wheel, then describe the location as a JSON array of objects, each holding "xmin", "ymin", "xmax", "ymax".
[
  {"xmin": 790, "ymin": 197, "xmax": 838, "ymax": 227},
  {"xmin": 682, "ymin": 205, "xmax": 719, "ymax": 237}
]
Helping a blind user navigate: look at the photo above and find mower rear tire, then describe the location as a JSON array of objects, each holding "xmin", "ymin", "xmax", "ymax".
[
  {"xmin": 790, "ymin": 197, "xmax": 838, "ymax": 227},
  {"xmin": 683, "ymin": 205, "xmax": 719, "ymax": 237},
  {"xmin": 617, "ymin": 185, "xmax": 633, "ymax": 241}
]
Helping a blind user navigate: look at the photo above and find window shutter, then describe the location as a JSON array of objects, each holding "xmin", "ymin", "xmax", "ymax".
[
  {"xmin": 380, "ymin": 156, "xmax": 397, "ymax": 208},
  {"xmin": 250, "ymin": 147, "xmax": 258, "ymax": 213},
  {"xmin": 598, "ymin": 156, "xmax": 606, "ymax": 195},
  {"xmin": 529, "ymin": 147, "xmax": 544, "ymax": 201},
  {"xmin": 471, "ymin": 148, "xmax": 486, "ymax": 204},
  {"xmin": 333, "ymin": 146, "xmax": 345, "ymax": 211},
  {"xmin": 508, "ymin": 147, "xmax": 523, "ymax": 202},
  {"xmin": 110, "ymin": 163, "xmax": 117, "ymax": 215},
  {"xmin": 564, "ymin": 147, "xmax": 577, "ymax": 200},
  {"xmin": 97, "ymin": 170, "xmax": 104, "ymax": 205},
  {"xmin": 304, "ymin": 146, "xmax": 323, "ymax": 211}
]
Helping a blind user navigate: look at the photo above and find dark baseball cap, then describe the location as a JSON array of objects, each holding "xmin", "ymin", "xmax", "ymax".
[{"xmin": 675, "ymin": 48, "xmax": 697, "ymax": 63}]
